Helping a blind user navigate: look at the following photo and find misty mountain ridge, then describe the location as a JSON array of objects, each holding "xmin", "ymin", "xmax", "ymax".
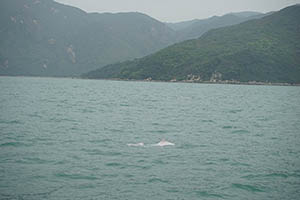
[
  {"xmin": 167, "ymin": 11, "xmax": 267, "ymax": 41},
  {"xmin": 84, "ymin": 5, "xmax": 300, "ymax": 84},
  {"xmin": 166, "ymin": 11, "xmax": 262, "ymax": 31},
  {"xmin": 0, "ymin": 0, "xmax": 176, "ymax": 76}
]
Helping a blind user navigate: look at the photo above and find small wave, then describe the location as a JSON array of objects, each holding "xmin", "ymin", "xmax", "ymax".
[
  {"xmin": 81, "ymin": 148, "xmax": 121, "ymax": 156},
  {"xmin": 204, "ymin": 161, "xmax": 217, "ymax": 165},
  {"xmin": 0, "ymin": 120, "xmax": 23, "ymax": 125},
  {"xmin": 165, "ymin": 187, "xmax": 180, "ymax": 193},
  {"xmin": 101, "ymin": 173, "xmax": 119, "ymax": 178},
  {"xmin": 27, "ymin": 113, "xmax": 42, "ymax": 119},
  {"xmin": 124, "ymin": 174, "xmax": 134, "ymax": 178},
  {"xmin": 231, "ymin": 129, "xmax": 250, "ymax": 134},
  {"xmin": 105, "ymin": 162, "xmax": 122, "ymax": 167},
  {"xmin": 219, "ymin": 158, "xmax": 230, "ymax": 162},
  {"xmin": 201, "ymin": 119, "xmax": 215, "ymax": 123},
  {"xmin": 232, "ymin": 183, "xmax": 264, "ymax": 193},
  {"xmin": 89, "ymin": 138, "xmax": 112, "ymax": 144},
  {"xmin": 48, "ymin": 117, "xmax": 77, "ymax": 123},
  {"xmin": 15, "ymin": 157, "xmax": 52, "ymax": 165},
  {"xmin": 230, "ymin": 161, "xmax": 251, "ymax": 167},
  {"xmin": 228, "ymin": 109, "xmax": 243, "ymax": 114},
  {"xmin": 148, "ymin": 177, "xmax": 169, "ymax": 184},
  {"xmin": 106, "ymin": 128, "xmax": 122, "ymax": 133},
  {"xmin": 195, "ymin": 191, "xmax": 224, "ymax": 198},
  {"xmin": 0, "ymin": 186, "xmax": 63, "ymax": 199},
  {"xmin": 178, "ymin": 143, "xmax": 198, "ymax": 149},
  {"xmin": 0, "ymin": 142, "xmax": 30, "ymax": 147},
  {"xmin": 149, "ymin": 130, "xmax": 168, "ymax": 134},
  {"xmin": 55, "ymin": 172, "xmax": 98, "ymax": 180},
  {"xmin": 242, "ymin": 172, "xmax": 298, "ymax": 180},
  {"xmin": 265, "ymin": 172, "xmax": 289, "ymax": 178},
  {"xmin": 80, "ymin": 108, "xmax": 95, "ymax": 113},
  {"xmin": 152, "ymin": 159, "xmax": 168, "ymax": 165},
  {"xmin": 74, "ymin": 183, "xmax": 98, "ymax": 189},
  {"xmin": 222, "ymin": 125, "xmax": 233, "ymax": 129}
]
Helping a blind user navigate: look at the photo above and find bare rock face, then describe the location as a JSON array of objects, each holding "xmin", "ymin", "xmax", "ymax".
[{"xmin": 67, "ymin": 45, "xmax": 76, "ymax": 64}]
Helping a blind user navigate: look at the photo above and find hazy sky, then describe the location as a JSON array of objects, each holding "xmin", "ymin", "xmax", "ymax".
[{"xmin": 55, "ymin": 0, "xmax": 300, "ymax": 22}]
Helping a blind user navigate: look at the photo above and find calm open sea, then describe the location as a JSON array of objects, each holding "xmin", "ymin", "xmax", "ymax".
[{"xmin": 0, "ymin": 76, "xmax": 300, "ymax": 200}]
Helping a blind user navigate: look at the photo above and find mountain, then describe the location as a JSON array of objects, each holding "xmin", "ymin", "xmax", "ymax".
[
  {"xmin": 168, "ymin": 12, "xmax": 266, "ymax": 41},
  {"xmin": 165, "ymin": 19, "xmax": 199, "ymax": 31},
  {"xmin": 0, "ymin": 0, "xmax": 176, "ymax": 76},
  {"xmin": 166, "ymin": 11, "xmax": 262, "ymax": 31},
  {"xmin": 84, "ymin": 5, "xmax": 300, "ymax": 84}
]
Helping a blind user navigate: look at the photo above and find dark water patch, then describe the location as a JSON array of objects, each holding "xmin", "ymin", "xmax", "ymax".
[
  {"xmin": 149, "ymin": 130, "xmax": 168, "ymax": 134},
  {"xmin": 254, "ymin": 133, "xmax": 264, "ymax": 137},
  {"xmin": 219, "ymin": 158, "xmax": 230, "ymax": 162},
  {"xmin": 101, "ymin": 174, "xmax": 119, "ymax": 178},
  {"xmin": 120, "ymin": 104, "xmax": 130, "ymax": 107},
  {"xmin": 257, "ymin": 117, "xmax": 271, "ymax": 122},
  {"xmin": 230, "ymin": 161, "xmax": 251, "ymax": 167},
  {"xmin": 241, "ymin": 174, "xmax": 264, "ymax": 180},
  {"xmin": 204, "ymin": 161, "xmax": 217, "ymax": 165},
  {"xmin": 228, "ymin": 109, "xmax": 243, "ymax": 114},
  {"xmin": 195, "ymin": 191, "xmax": 224, "ymax": 198},
  {"xmin": 144, "ymin": 99, "xmax": 159, "ymax": 103},
  {"xmin": 231, "ymin": 129, "xmax": 250, "ymax": 134},
  {"xmin": 130, "ymin": 164, "xmax": 152, "ymax": 170},
  {"xmin": 152, "ymin": 159, "xmax": 168, "ymax": 165},
  {"xmin": 48, "ymin": 117, "xmax": 77, "ymax": 123},
  {"xmin": 63, "ymin": 139, "xmax": 77, "ymax": 144},
  {"xmin": 53, "ymin": 160, "xmax": 67, "ymax": 165},
  {"xmin": 165, "ymin": 187, "xmax": 180, "ymax": 193},
  {"xmin": 105, "ymin": 128, "xmax": 122, "ymax": 133},
  {"xmin": 151, "ymin": 122, "xmax": 160, "ymax": 126},
  {"xmin": 32, "ymin": 175, "xmax": 48, "ymax": 180},
  {"xmin": 124, "ymin": 174, "xmax": 134, "ymax": 178},
  {"xmin": 201, "ymin": 119, "xmax": 215, "ymax": 123},
  {"xmin": 232, "ymin": 183, "xmax": 264, "ymax": 193},
  {"xmin": 123, "ymin": 163, "xmax": 152, "ymax": 170},
  {"xmin": 55, "ymin": 172, "xmax": 98, "ymax": 180},
  {"xmin": 222, "ymin": 125, "xmax": 233, "ymax": 129},
  {"xmin": 80, "ymin": 108, "xmax": 95, "ymax": 113},
  {"xmin": 105, "ymin": 162, "xmax": 122, "ymax": 167}
]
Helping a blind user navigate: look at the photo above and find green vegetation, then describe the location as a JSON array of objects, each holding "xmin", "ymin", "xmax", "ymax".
[{"xmin": 84, "ymin": 5, "xmax": 300, "ymax": 84}]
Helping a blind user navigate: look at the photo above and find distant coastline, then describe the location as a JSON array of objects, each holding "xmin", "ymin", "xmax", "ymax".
[{"xmin": 1, "ymin": 75, "xmax": 299, "ymax": 86}]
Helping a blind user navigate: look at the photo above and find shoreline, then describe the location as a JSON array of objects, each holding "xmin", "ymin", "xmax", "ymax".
[
  {"xmin": 1, "ymin": 75, "xmax": 299, "ymax": 87},
  {"xmin": 83, "ymin": 77, "xmax": 300, "ymax": 87}
]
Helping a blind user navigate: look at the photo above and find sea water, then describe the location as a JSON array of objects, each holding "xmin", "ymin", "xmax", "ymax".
[{"xmin": 0, "ymin": 76, "xmax": 300, "ymax": 200}]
